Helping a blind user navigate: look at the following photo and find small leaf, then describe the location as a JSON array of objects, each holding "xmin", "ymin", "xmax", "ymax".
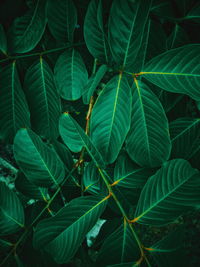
[
  {"xmin": 167, "ymin": 24, "xmax": 189, "ymax": 49},
  {"xmin": 33, "ymin": 195, "xmax": 108, "ymax": 263},
  {"xmin": 54, "ymin": 49, "xmax": 88, "ymax": 100},
  {"xmin": 134, "ymin": 159, "xmax": 200, "ymax": 225},
  {"xmin": 8, "ymin": 0, "xmax": 47, "ymax": 53},
  {"xmin": 0, "ymin": 182, "xmax": 24, "ymax": 235},
  {"xmin": 126, "ymin": 80, "xmax": 171, "ymax": 167},
  {"xmin": 24, "ymin": 57, "xmax": 61, "ymax": 139},
  {"xmin": 47, "ymin": 0, "xmax": 77, "ymax": 43},
  {"xmin": 59, "ymin": 113, "xmax": 106, "ymax": 168},
  {"xmin": 82, "ymin": 64, "xmax": 108, "ymax": 104},
  {"xmin": 14, "ymin": 128, "xmax": 65, "ymax": 188},
  {"xmin": 90, "ymin": 74, "xmax": 132, "ymax": 164}
]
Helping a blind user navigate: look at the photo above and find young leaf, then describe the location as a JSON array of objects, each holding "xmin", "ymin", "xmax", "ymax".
[
  {"xmin": 142, "ymin": 44, "xmax": 200, "ymax": 101},
  {"xmin": 33, "ymin": 195, "xmax": 108, "ymax": 263},
  {"xmin": 0, "ymin": 62, "xmax": 30, "ymax": 143},
  {"xmin": 108, "ymin": 0, "xmax": 152, "ymax": 71},
  {"xmin": 97, "ymin": 220, "xmax": 140, "ymax": 266},
  {"xmin": 170, "ymin": 118, "xmax": 200, "ymax": 159},
  {"xmin": 0, "ymin": 182, "xmax": 24, "ymax": 235},
  {"xmin": 24, "ymin": 57, "xmax": 61, "ymax": 139},
  {"xmin": 0, "ymin": 24, "xmax": 7, "ymax": 55},
  {"xmin": 54, "ymin": 49, "xmax": 88, "ymax": 100},
  {"xmin": 47, "ymin": 0, "xmax": 77, "ymax": 43},
  {"xmin": 90, "ymin": 74, "xmax": 132, "ymax": 164},
  {"xmin": 14, "ymin": 128, "xmax": 65, "ymax": 188},
  {"xmin": 82, "ymin": 64, "xmax": 108, "ymax": 104},
  {"xmin": 84, "ymin": 0, "xmax": 109, "ymax": 63},
  {"xmin": 59, "ymin": 113, "xmax": 106, "ymax": 168},
  {"xmin": 114, "ymin": 152, "xmax": 154, "ymax": 189},
  {"xmin": 8, "ymin": 0, "xmax": 47, "ymax": 53},
  {"xmin": 133, "ymin": 159, "xmax": 200, "ymax": 225},
  {"xmin": 126, "ymin": 80, "xmax": 171, "ymax": 168}
]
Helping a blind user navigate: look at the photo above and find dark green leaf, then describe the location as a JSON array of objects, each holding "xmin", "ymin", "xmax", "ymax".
[{"xmin": 0, "ymin": 24, "xmax": 7, "ymax": 55}]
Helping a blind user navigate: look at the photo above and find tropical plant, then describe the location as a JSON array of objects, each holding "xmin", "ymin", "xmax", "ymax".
[{"xmin": 0, "ymin": 0, "xmax": 200, "ymax": 266}]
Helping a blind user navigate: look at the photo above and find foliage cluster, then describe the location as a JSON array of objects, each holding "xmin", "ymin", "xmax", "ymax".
[{"xmin": 0, "ymin": 0, "xmax": 200, "ymax": 266}]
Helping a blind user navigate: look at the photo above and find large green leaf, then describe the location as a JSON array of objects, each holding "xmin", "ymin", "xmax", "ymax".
[
  {"xmin": 126, "ymin": 80, "xmax": 171, "ymax": 168},
  {"xmin": 0, "ymin": 24, "xmax": 7, "ymax": 55},
  {"xmin": 59, "ymin": 113, "xmax": 105, "ymax": 168},
  {"xmin": 82, "ymin": 64, "xmax": 108, "ymax": 104},
  {"xmin": 8, "ymin": 0, "xmax": 47, "ymax": 53},
  {"xmin": 54, "ymin": 49, "xmax": 88, "ymax": 100},
  {"xmin": 33, "ymin": 195, "xmax": 108, "ymax": 263},
  {"xmin": 142, "ymin": 44, "xmax": 200, "ymax": 101},
  {"xmin": 0, "ymin": 182, "xmax": 24, "ymax": 235},
  {"xmin": 108, "ymin": 0, "xmax": 152, "ymax": 71},
  {"xmin": 97, "ymin": 221, "xmax": 140, "ymax": 266},
  {"xmin": 90, "ymin": 74, "xmax": 132, "ymax": 164},
  {"xmin": 47, "ymin": 0, "xmax": 77, "ymax": 43},
  {"xmin": 14, "ymin": 128, "xmax": 65, "ymax": 188},
  {"xmin": 133, "ymin": 159, "xmax": 200, "ymax": 225},
  {"xmin": 113, "ymin": 152, "xmax": 154, "ymax": 189},
  {"xmin": 170, "ymin": 118, "xmax": 200, "ymax": 159},
  {"xmin": 0, "ymin": 62, "xmax": 30, "ymax": 143},
  {"xmin": 84, "ymin": 0, "xmax": 109, "ymax": 63},
  {"xmin": 24, "ymin": 57, "xmax": 61, "ymax": 139}
]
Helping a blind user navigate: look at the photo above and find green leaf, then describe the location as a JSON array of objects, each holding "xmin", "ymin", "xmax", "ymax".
[
  {"xmin": 167, "ymin": 24, "xmax": 189, "ymax": 50},
  {"xmin": 33, "ymin": 195, "xmax": 108, "ymax": 263},
  {"xmin": 47, "ymin": 0, "xmax": 77, "ymax": 43},
  {"xmin": 82, "ymin": 64, "xmax": 108, "ymax": 104},
  {"xmin": 113, "ymin": 152, "xmax": 154, "ymax": 189},
  {"xmin": 97, "ymin": 221, "xmax": 140, "ymax": 266},
  {"xmin": 84, "ymin": 0, "xmax": 109, "ymax": 63},
  {"xmin": 170, "ymin": 118, "xmax": 200, "ymax": 159},
  {"xmin": 54, "ymin": 49, "xmax": 88, "ymax": 100},
  {"xmin": 90, "ymin": 74, "xmax": 132, "ymax": 164},
  {"xmin": 0, "ymin": 182, "xmax": 24, "ymax": 235},
  {"xmin": 24, "ymin": 57, "xmax": 61, "ymax": 139},
  {"xmin": 8, "ymin": 0, "xmax": 47, "ymax": 53},
  {"xmin": 142, "ymin": 44, "xmax": 200, "ymax": 101},
  {"xmin": 0, "ymin": 24, "xmax": 7, "ymax": 55},
  {"xmin": 0, "ymin": 238, "xmax": 13, "ymax": 252},
  {"xmin": 59, "ymin": 113, "xmax": 106, "ymax": 168},
  {"xmin": 126, "ymin": 80, "xmax": 171, "ymax": 168},
  {"xmin": 108, "ymin": 0, "xmax": 152, "ymax": 71},
  {"xmin": 15, "ymin": 172, "xmax": 49, "ymax": 200},
  {"xmin": 14, "ymin": 128, "xmax": 65, "ymax": 188},
  {"xmin": 0, "ymin": 62, "xmax": 30, "ymax": 143},
  {"xmin": 133, "ymin": 159, "xmax": 200, "ymax": 226}
]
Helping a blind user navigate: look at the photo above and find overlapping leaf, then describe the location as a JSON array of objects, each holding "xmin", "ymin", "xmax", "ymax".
[
  {"xmin": 47, "ymin": 0, "xmax": 77, "ymax": 43},
  {"xmin": 14, "ymin": 128, "xmax": 65, "ymax": 188},
  {"xmin": 24, "ymin": 57, "xmax": 61, "ymax": 139},
  {"xmin": 90, "ymin": 74, "xmax": 132, "ymax": 164},
  {"xmin": 134, "ymin": 159, "xmax": 200, "ymax": 225},
  {"xmin": 170, "ymin": 117, "xmax": 200, "ymax": 159},
  {"xmin": 97, "ymin": 221, "xmax": 140, "ymax": 266},
  {"xmin": 54, "ymin": 49, "xmax": 88, "ymax": 100},
  {"xmin": 8, "ymin": 0, "xmax": 47, "ymax": 53},
  {"xmin": 59, "ymin": 113, "xmax": 105, "ymax": 168},
  {"xmin": 0, "ymin": 24, "xmax": 7, "ymax": 55},
  {"xmin": 167, "ymin": 24, "xmax": 189, "ymax": 49},
  {"xmin": 108, "ymin": 0, "xmax": 152, "ymax": 71},
  {"xmin": 33, "ymin": 195, "xmax": 108, "ymax": 263},
  {"xmin": 142, "ymin": 44, "xmax": 200, "ymax": 101},
  {"xmin": 0, "ymin": 182, "xmax": 24, "ymax": 235},
  {"xmin": 126, "ymin": 80, "xmax": 171, "ymax": 168},
  {"xmin": 0, "ymin": 62, "xmax": 30, "ymax": 143}
]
